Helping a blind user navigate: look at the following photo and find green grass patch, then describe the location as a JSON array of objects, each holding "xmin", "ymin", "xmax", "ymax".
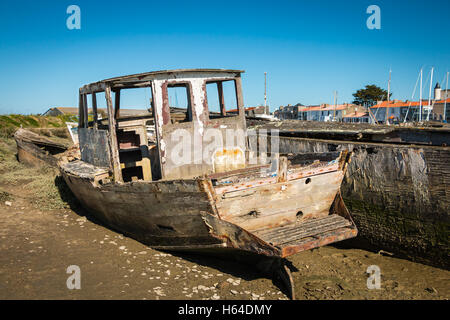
[{"xmin": 0, "ymin": 114, "xmax": 78, "ymax": 138}]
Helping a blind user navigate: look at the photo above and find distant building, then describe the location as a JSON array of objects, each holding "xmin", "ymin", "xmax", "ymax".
[
  {"xmin": 434, "ymin": 82, "xmax": 450, "ymax": 100},
  {"xmin": 42, "ymin": 107, "xmax": 79, "ymax": 116},
  {"xmin": 342, "ymin": 111, "xmax": 370, "ymax": 123},
  {"xmin": 274, "ymin": 103, "xmax": 303, "ymax": 120},
  {"xmin": 431, "ymin": 100, "xmax": 450, "ymax": 122},
  {"xmin": 369, "ymin": 98, "xmax": 450, "ymax": 123},
  {"xmin": 228, "ymin": 105, "xmax": 269, "ymax": 117},
  {"xmin": 297, "ymin": 103, "xmax": 367, "ymax": 122}
]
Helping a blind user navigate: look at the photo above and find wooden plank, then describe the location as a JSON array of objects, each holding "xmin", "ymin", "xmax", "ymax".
[
  {"xmin": 216, "ymin": 171, "xmax": 343, "ymax": 231},
  {"xmin": 105, "ymin": 85, "xmax": 123, "ymax": 182},
  {"xmin": 78, "ymin": 92, "xmax": 84, "ymax": 128},
  {"xmin": 92, "ymin": 93, "xmax": 98, "ymax": 130},
  {"xmin": 80, "ymin": 82, "xmax": 106, "ymax": 95},
  {"xmin": 256, "ymin": 214, "xmax": 345, "ymax": 237},
  {"xmin": 234, "ymin": 76, "xmax": 244, "ymax": 115},
  {"xmin": 114, "ymin": 89, "xmax": 121, "ymax": 119},
  {"xmin": 217, "ymin": 81, "xmax": 226, "ymax": 116},
  {"xmin": 214, "ymin": 162, "xmax": 339, "ymax": 194},
  {"xmin": 256, "ymin": 215, "xmax": 351, "ymax": 245},
  {"xmin": 277, "ymin": 156, "xmax": 288, "ymax": 183},
  {"xmin": 82, "ymin": 94, "xmax": 88, "ymax": 128},
  {"xmin": 280, "ymin": 227, "xmax": 357, "ymax": 258},
  {"xmin": 78, "ymin": 128, "xmax": 111, "ymax": 168}
]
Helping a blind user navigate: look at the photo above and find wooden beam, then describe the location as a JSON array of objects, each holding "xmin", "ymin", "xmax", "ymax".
[
  {"xmin": 80, "ymin": 82, "xmax": 106, "ymax": 95},
  {"xmin": 92, "ymin": 93, "xmax": 98, "ymax": 130},
  {"xmin": 112, "ymin": 81, "xmax": 151, "ymax": 90},
  {"xmin": 114, "ymin": 89, "xmax": 121, "ymax": 119},
  {"xmin": 234, "ymin": 77, "xmax": 244, "ymax": 116},
  {"xmin": 105, "ymin": 85, "xmax": 123, "ymax": 182},
  {"xmin": 82, "ymin": 94, "xmax": 89, "ymax": 128},
  {"xmin": 78, "ymin": 92, "xmax": 84, "ymax": 128},
  {"xmin": 277, "ymin": 156, "xmax": 288, "ymax": 183},
  {"xmin": 217, "ymin": 81, "xmax": 226, "ymax": 116}
]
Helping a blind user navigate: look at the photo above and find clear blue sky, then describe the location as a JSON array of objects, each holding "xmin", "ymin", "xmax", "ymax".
[{"xmin": 0, "ymin": 0, "xmax": 449, "ymax": 114}]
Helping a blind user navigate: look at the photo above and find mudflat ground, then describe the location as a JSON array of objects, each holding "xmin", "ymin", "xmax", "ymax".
[{"xmin": 0, "ymin": 137, "xmax": 448, "ymax": 300}]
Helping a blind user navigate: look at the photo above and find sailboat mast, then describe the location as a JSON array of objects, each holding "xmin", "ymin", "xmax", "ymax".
[
  {"xmin": 333, "ymin": 91, "xmax": 337, "ymax": 120},
  {"xmin": 264, "ymin": 72, "xmax": 267, "ymax": 112},
  {"xmin": 445, "ymin": 71, "xmax": 449, "ymax": 123},
  {"xmin": 419, "ymin": 68, "xmax": 423, "ymax": 122},
  {"xmin": 427, "ymin": 67, "xmax": 434, "ymax": 121},
  {"xmin": 386, "ymin": 68, "xmax": 391, "ymax": 124},
  {"xmin": 388, "ymin": 68, "xmax": 391, "ymax": 102}
]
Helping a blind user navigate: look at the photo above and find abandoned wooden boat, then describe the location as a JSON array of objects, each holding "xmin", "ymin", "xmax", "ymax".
[
  {"xmin": 58, "ymin": 69, "xmax": 357, "ymax": 298},
  {"xmin": 14, "ymin": 128, "xmax": 70, "ymax": 167}
]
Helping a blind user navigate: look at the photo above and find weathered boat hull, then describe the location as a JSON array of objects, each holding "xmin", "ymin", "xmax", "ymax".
[
  {"xmin": 60, "ymin": 168, "xmax": 279, "ymax": 256},
  {"xmin": 59, "ymin": 157, "xmax": 357, "ymax": 259},
  {"xmin": 14, "ymin": 128, "xmax": 68, "ymax": 167}
]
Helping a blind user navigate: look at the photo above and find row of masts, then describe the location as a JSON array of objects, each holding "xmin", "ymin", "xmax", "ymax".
[
  {"xmin": 263, "ymin": 67, "xmax": 449, "ymax": 124},
  {"xmin": 382, "ymin": 67, "xmax": 448, "ymax": 124},
  {"xmin": 413, "ymin": 67, "xmax": 447, "ymax": 123}
]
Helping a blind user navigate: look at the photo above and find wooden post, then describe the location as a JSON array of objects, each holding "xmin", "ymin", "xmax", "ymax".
[
  {"xmin": 114, "ymin": 89, "xmax": 121, "ymax": 120},
  {"xmin": 78, "ymin": 91, "xmax": 84, "ymax": 128},
  {"xmin": 234, "ymin": 77, "xmax": 244, "ymax": 116},
  {"xmin": 105, "ymin": 85, "xmax": 123, "ymax": 182},
  {"xmin": 277, "ymin": 156, "xmax": 288, "ymax": 183},
  {"xmin": 217, "ymin": 82, "xmax": 226, "ymax": 116},
  {"xmin": 92, "ymin": 93, "xmax": 98, "ymax": 130},
  {"xmin": 82, "ymin": 94, "xmax": 89, "ymax": 128}
]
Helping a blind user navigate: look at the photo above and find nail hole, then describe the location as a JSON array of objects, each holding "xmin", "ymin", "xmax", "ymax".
[
  {"xmin": 248, "ymin": 210, "xmax": 259, "ymax": 217},
  {"xmin": 305, "ymin": 178, "xmax": 311, "ymax": 184},
  {"xmin": 296, "ymin": 211, "xmax": 304, "ymax": 219}
]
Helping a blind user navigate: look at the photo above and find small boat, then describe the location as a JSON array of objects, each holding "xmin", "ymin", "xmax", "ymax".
[
  {"xmin": 14, "ymin": 128, "xmax": 69, "ymax": 167},
  {"xmin": 59, "ymin": 69, "xmax": 357, "ymax": 298}
]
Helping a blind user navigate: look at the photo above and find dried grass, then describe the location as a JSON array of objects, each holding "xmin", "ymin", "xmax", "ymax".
[{"xmin": 0, "ymin": 137, "xmax": 76, "ymax": 210}]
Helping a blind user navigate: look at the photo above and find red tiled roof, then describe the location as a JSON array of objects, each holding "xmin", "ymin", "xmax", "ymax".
[
  {"xmin": 370, "ymin": 98, "xmax": 450, "ymax": 109},
  {"xmin": 298, "ymin": 104, "xmax": 356, "ymax": 112},
  {"xmin": 343, "ymin": 112, "xmax": 369, "ymax": 118},
  {"xmin": 227, "ymin": 107, "xmax": 258, "ymax": 113}
]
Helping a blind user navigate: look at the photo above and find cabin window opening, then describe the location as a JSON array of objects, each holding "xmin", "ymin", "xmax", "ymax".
[
  {"xmin": 206, "ymin": 80, "xmax": 238, "ymax": 119},
  {"xmin": 95, "ymin": 92, "xmax": 108, "ymax": 127},
  {"xmin": 167, "ymin": 83, "xmax": 193, "ymax": 123},
  {"xmin": 116, "ymin": 87, "xmax": 153, "ymax": 118},
  {"xmin": 84, "ymin": 93, "xmax": 101, "ymax": 129}
]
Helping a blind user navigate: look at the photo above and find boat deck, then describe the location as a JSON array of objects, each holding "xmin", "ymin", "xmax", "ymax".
[{"xmin": 254, "ymin": 214, "xmax": 355, "ymax": 258}]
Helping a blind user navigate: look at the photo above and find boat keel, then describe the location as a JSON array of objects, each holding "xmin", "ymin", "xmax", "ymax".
[{"xmin": 256, "ymin": 257, "xmax": 295, "ymax": 300}]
